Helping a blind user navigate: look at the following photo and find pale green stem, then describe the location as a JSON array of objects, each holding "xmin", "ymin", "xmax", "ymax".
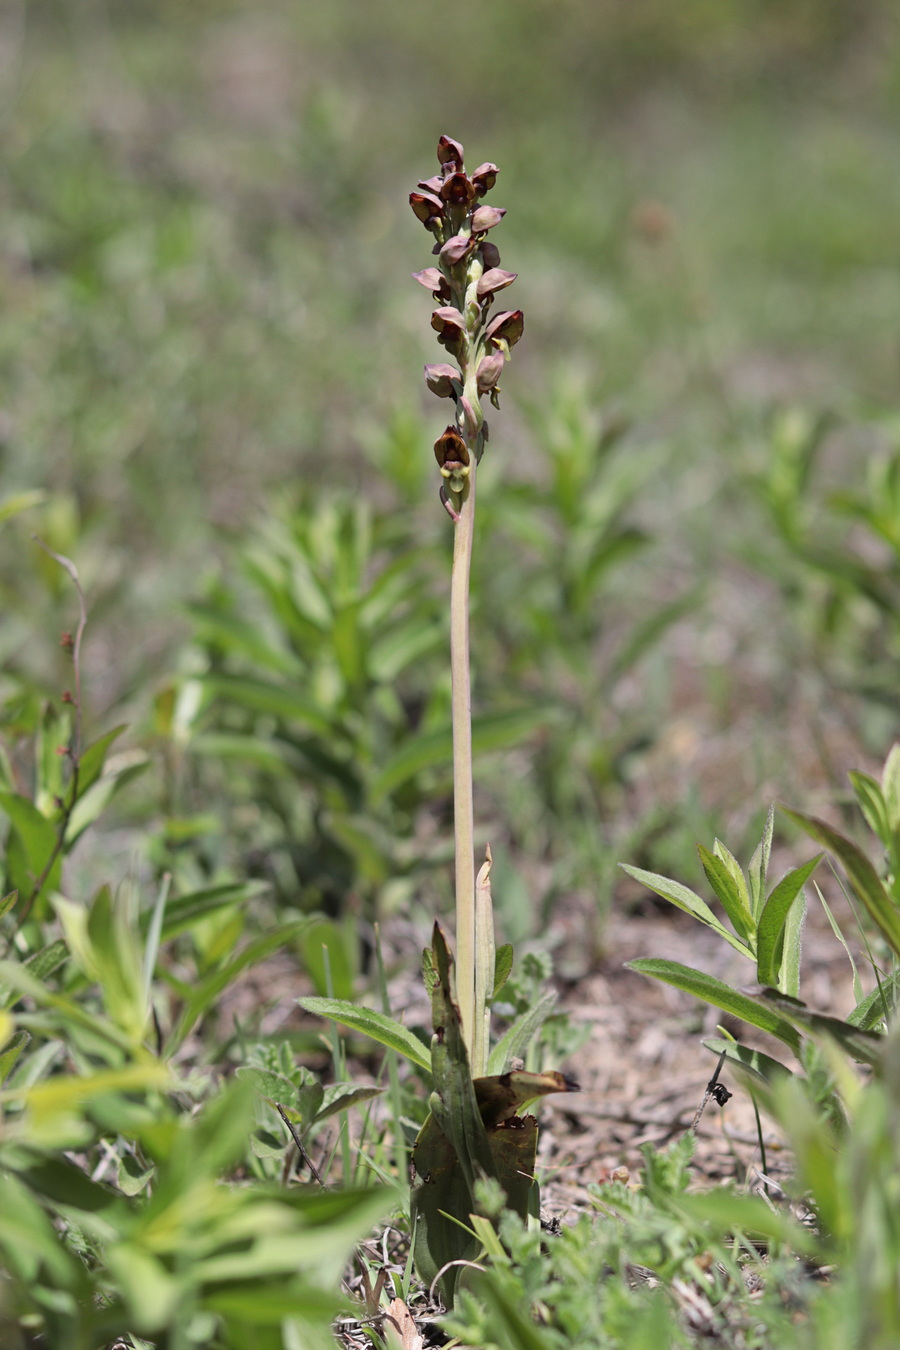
[
  {"xmin": 451, "ymin": 464, "xmax": 477, "ymax": 1061},
  {"xmin": 473, "ymin": 845, "xmax": 494, "ymax": 1078}
]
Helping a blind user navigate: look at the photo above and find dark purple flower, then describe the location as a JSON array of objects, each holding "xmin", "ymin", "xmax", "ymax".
[
  {"xmin": 476, "ymin": 351, "xmax": 505, "ymax": 393},
  {"xmin": 440, "ymin": 172, "xmax": 476, "ymax": 207},
  {"xmin": 412, "ymin": 268, "xmax": 451, "ymax": 300},
  {"xmin": 480, "ymin": 241, "xmax": 501, "ymax": 269},
  {"xmin": 437, "ymin": 136, "xmax": 465, "ymax": 171},
  {"xmin": 471, "ymin": 163, "xmax": 498, "ymax": 197},
  {"xmin": 410, "ymin": 191, "xmax": 445, "ymax": 229}
]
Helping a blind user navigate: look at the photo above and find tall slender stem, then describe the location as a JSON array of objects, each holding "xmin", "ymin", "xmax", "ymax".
[{"xmin": 450, "ymin": 466, "xmax": 477, "ymax": 1059}]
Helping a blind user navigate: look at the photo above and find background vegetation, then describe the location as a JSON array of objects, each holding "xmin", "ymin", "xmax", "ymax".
[{"xmin": 2, "ymin": 1, "xmax": 900, "ymax": 1345}]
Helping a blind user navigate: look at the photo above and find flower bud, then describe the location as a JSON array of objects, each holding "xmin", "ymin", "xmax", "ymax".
[
  {"xmin": 459, "ymin": 396, "xmax": 480, "ymax": 438},
  {"xmin": 471, "ymin": 163, "xmax": 499, "ymax": 197},
  {"xmin": 437, "ymin": 135, "xmax": 465, "ymax": 171},
  {"xmin": 476, "ymin": 351, "xmax": 505, "ymax": 393},
  {"xmin": 476, "ymin": 268, "xmax": 517, "ymax": 299},
  {"xmin": 470, "ymin": 205, "xmax": 506, "ymax": 234},
  {"xmin": 424, "ymin": 363, "xmax": 461, "ymax": 398}
]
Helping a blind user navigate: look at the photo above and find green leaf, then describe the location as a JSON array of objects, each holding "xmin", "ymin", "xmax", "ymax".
[
  {"xmin": 846, "ymin": 971, "xmax": 900, "ymax": 1029},
  {"xmin": 626, "ymin": 959, "xmax": 801, "ymax": 1051},
  {"xmin": 142, "ymin": 879, "xmax": 268, "ymax": 940},
  {"xmin": 166, "ymin": 921, "xmax": 314, "ymax": 1053},
  {"xmin": 748, "ymin": 804, "xmax": 775, "ymax": 919},
  {"xmin": 780, "ymin": 806, "xmax": 900, "ymax": 957},
  {"xmin": 297, "ymin": 997, "xmax": 432, "ymax": 1075},
  {"xmin": 676, "ymin": 1190, "xmax": 817, "ymax": 1256},
  {"xmin": 23, "ymin": 939, "xmax": 69, "ymax": 985},
  {"xmin": 618, "ymin": 864, "xmax": 754, "ymax": 959},
  {"xmin": 370, "ymin": 709, "xmax": 549, "ymax": 803},
  {"xmin": 77, "ymin": 725, "xmax": 127, "ymax": 796},
  {"xmin": 316, "ymin": 1083, "xmax": 383, "ymax": 1121},
  {"xmin": 201, "ymin": 674, "xmax": 333, "ymax": 737},
  {"xmin": 0, "ymin": 489, "xmax": 47, "ymax": 526},
  {"xmin": 0, "ymin": 1029, "xmax": 31, "ymax": 1085},
  {"xmin": 237, "ymin": 1065, "xmax": 301, "ymax": 1109},
  {"xmin": 116, "ymin": 1153, "xmax": 156, "ymax": 1196},
  {"xmin": 0, "ymin": 791, "xmax": 60, "ymax": 900},
  {"xmin": 756, "ymin": 855, "xmax": 821, "ymax": 987},
  {"xmin": 702, "ymin": 1036, "xmax": 793, "ymax": 1089},
  {"xmin": 698, "ymin": 844, "xmax": 753, "ymax": 943},
  {"xmin": 757, "ymin": 989, "xmax": 885, "ymax": 1067},
  {"xmin": 492, "ymin": 944, "xmax": 514, "ymax": 1001},
  {"xmin": 849, "ymin": 771, "xmax": 890, "ymax": 849},
  {"xmin": 882, "ymin": 744, "xmax": 900, "ymax": 832},
  {"xmin": 487, "ymin": 991, "xmax": 557, "ymax": 1075}
]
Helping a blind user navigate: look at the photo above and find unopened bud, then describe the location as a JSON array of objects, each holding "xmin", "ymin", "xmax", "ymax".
[
  {"xmin": 60, "ymin": 631, "xmax": 74, "ymax": 651},
  {"xmin": 61, "ymin": 690, "xmax": 74, "ymax": 704}
]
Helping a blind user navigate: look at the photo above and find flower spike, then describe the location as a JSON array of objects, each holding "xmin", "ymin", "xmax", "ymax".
[{"xmin": 410, "ymin": 136, "xmax": 523, "ymax": 517}]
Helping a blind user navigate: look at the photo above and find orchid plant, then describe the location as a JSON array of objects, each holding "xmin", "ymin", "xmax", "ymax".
[{"xmin": 301, "ymin": 136, "xmax": 574, "ymax": 1305}]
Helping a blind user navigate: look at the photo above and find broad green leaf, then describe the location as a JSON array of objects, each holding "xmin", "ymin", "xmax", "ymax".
[
  {"xmin": 492, "ymin": 944, "xmax": 514, "ymax": 1001},
  {"xmin": 702, "ymin": 1036, "xmax": 793, "ymax": 1089},
  {"xmin": 781, "ymin": 806, "xmax": 900, "ymax": 957},
  {"xmin": 2, "ymin": 1062, "xmax": 171, "ymax": 1117},
  {"xmin": 712, "ymin": 839, "xmax": 752, "ymax": 916},
  {"xmin": 847, "ymin": 971, "xmax": 900, "ymax": 1029},
  {"xmin": 250, "ymin": 1128, "xmax": 288, "ymax": 1160},
  {"xmin": 756, "ymin": 855, "xmax": 821, "ymax": 987},
  {"xmin": 698, "ymin": 844, "xmax": 753, "ymax": 943},
  {"xmin": 626, "ymin": 959, "xmax": 801, "ymax": 1051},
  {"xmin": 618, "ymin": 864, "xmax": 754, "ymax": 959},
  {"xmin": 297, "ymin": 997, "xmax": 432, "ymax": 1075},
  {"xmin": 0, "ymin": 891, "xmax": 17, "ymax": 921},
  {"xmin": 186, "ymin": 601, "xmax": 301, "ymax": 678},
  {"xmin": 0, "ymin": 960, "xmax": 132, "ymax": 1051},
  {"xmin": 780, "ymin": 881, "xmax": 806, "ymax": 999},
  {"xmin": 748, "ymin": 804, "xmax": 775, "ymax": 919},
  {"xmin": 0, "ymin": 791, "xmax": 60, "ymax": 896},
  {"xmin": 487, "ymin": 991, "xmax": 558, "ymax": 1075}
]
